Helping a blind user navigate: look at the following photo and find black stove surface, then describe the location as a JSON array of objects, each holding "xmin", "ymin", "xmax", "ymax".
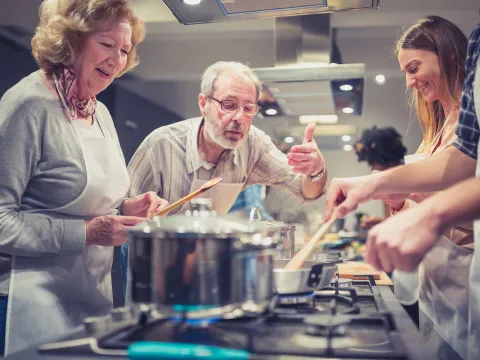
[{"xmin": 95, "ymin": 278, "xmax": 408, "ymax": 359}]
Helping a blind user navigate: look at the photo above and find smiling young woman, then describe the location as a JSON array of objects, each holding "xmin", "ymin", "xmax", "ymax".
[
  {"xmin": 395, "ymin": 15, "xmax": 467, "ymax": 152},
  {"xmin": 389, "ymin": 15, "xmax": 471, "ymax": 360}
]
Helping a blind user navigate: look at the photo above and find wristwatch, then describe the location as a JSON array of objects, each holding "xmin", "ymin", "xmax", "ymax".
[{"xmin": 309, "ymin": 164, "xmax": 326, "ymax": 183}]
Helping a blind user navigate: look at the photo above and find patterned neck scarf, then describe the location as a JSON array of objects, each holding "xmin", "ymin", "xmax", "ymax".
[{"xmin": 54, "ymin": 68, "xmax": 97, "ymax": 120}]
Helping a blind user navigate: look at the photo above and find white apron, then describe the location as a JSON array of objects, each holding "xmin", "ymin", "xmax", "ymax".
[
  {"xmin": 180, "ymin": 177, "xmax": 244, "ymax": 216},
  {"xmin": 419, "ymin": 236, "xmax": 472, "ymax": 360},
  {"xmin": 393, "ymin": 118, "xmax": 472, "ymax": 359},
  {"xmin": 468, "ymin": 55, "xmax": 480, "ymax": 360},
  {"xmin": 393, "ymin": 153, "xmax": 428, "ymax": 306},
  {"xmin": 4, "ymin": 85, "xmax": 130, "ymax": 355}
]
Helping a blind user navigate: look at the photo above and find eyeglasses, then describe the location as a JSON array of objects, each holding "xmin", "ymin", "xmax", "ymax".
[{"xmin": 208, "ymin": 96, "xmax": 260, "ymax": 116}]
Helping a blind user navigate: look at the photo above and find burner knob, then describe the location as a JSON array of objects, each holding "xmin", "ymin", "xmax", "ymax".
[
  {"xmin": 111, "ymin": 307, "xmax": 132, "ymax": 322},
  {"xmin": 83, "ymin": 315, "xmax": 111, "ymax": 335}
]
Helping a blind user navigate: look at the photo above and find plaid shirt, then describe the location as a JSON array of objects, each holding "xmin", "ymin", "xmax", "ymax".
[{"xmin": 454, "ymin": 23, "xmax": 480, "ymax": 159}]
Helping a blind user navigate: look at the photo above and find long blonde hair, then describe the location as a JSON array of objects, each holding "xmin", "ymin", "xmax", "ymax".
[{"xmin": 395, "ymin": 16, "xmax": 467, "ymax": 153}]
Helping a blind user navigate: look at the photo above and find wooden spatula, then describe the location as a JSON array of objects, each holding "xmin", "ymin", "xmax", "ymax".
[
  {"xmin": 284, "ymin": 211, "xmax": 338, "ymax": 270},
  {"xmin": 150, "ymin": 177, "xmax": 223, "ymax": 217}
]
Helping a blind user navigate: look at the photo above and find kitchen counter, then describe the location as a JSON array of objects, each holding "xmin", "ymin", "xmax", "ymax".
[{"xmin": 5, "ymin": 287, "xmax": 437, "ymax": 360}]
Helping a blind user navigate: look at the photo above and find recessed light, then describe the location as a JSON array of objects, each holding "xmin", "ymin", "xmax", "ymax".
[
  {"xmin": 284, "ymin": 137, "xmax": 294, "ymax": 144},
  {"xmin": 341, "ymin": 135, "xmax": 351, "ymax": 142},
  {"xmin": 340, "ymin": 84, "xmax": 353, "ymax": 91},
  {"xmin": 375, "ymin": 74, "xmax": 386, "ymax": 85},
  {"xmin": 299, "ymin": 115, "xmax": 338, "ymax": 125},
  {"xmin": 342, "ymin": 107, "xmax": 354, "ymax": 114},
  {"xmin": 343, "ymin": 144, "xmax": 353, "ymax": 151},
  {"xmin": 265, "ymin": 108, "xmax": 278, "ymax": 116},
  {"xmin": 181, "ymin": 0, "xmax": 203, "ymax": 5}
]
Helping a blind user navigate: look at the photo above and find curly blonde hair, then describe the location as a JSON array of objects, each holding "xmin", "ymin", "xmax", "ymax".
[{"xmin": 31, "ymin": 0, "xmax": 145, "ymax": 77}]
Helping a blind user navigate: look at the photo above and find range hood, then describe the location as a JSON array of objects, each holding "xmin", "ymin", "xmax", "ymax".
[
  {"xmin": 161, "ymin": 0, "xmax": 379, "ymax": 25},
  {"xmin": 255, "ymin": 13, "xmax": 365, "ymax": 119}
]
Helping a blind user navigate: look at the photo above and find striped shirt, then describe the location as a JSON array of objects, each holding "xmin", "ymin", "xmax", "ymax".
[
  {"xmin": 454, "ymin": 23, "xmax": 480, "ymax": 159},
  {"xmin": 127, "ymin": 117, "xmax": 311, "ymax": 215}
]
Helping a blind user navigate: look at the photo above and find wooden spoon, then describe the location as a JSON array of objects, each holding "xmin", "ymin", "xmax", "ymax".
[
  {"xmin": 150, "ymin": 177, "xmax": 223, "ymax": 217},
  {"xmin": 284, "ymin": 211, "xmax": 338, "ymax": 270}
]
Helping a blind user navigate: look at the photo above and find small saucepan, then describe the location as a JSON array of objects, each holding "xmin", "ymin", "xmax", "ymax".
[{"xmin": 273, "ymin": 259, "xmax": 338, "ymax": 294}]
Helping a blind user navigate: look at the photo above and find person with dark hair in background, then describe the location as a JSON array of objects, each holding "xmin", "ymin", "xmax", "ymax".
[
  {"xmin": 325, "ymin": 16, "xmax": 472, "ymax": 359},
  {"xmin": 355, "ymin": 126, "xmax": 407, "ymax": 171},
  {"xmin": 354, "ymin": 126, "xmax": 407, "ymax": 229}
]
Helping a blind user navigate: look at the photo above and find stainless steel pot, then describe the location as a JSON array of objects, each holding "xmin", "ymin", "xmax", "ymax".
[
  {"xmin": 273, "ymin": 259, "xmax": 339, "ymax": 294},
  {"xmin": 249, "ymin": 207, "xmax": 295, "ymax": 260},
  {"xmin": 126, "ymin": 202, "xmax": 280, "ymax": 317}
]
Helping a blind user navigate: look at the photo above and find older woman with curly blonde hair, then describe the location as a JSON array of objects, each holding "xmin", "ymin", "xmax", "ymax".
[{"xmin": 0, "ymin": 0, "xmax": 168, "ymax": 355}]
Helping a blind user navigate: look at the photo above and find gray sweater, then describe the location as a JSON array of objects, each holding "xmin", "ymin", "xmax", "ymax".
[{"xmin": 0, "ymin": 71, "xmax": 122, "ymax": 292}]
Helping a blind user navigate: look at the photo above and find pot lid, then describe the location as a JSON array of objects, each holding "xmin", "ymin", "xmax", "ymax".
[{"xmin": 127, "ymin": 214, "xmax": 278, "ymax": 238}]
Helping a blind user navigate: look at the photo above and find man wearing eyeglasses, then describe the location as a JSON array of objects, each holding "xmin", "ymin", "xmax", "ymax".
[{"xmin": 126, "ymin": 61, "xmax": 327, "ymax": 216}]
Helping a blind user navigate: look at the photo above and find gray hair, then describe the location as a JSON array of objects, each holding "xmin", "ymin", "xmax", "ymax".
[{"xmin": 200, "ymin": 61, "xmax": 262, "ymax": 101}]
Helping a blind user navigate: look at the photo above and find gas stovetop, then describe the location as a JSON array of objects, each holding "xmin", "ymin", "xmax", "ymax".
[{"xmin": 38, "ymin": 277, "xmax": 408, "ymax": 359}]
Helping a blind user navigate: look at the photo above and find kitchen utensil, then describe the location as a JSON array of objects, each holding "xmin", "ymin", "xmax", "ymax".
[
  {"xmin": 284, "ymin": 211, "xmax": 338, "ymax": 270},
  {"xmin": 274, "ymin": 263, "xmax": 337, "ymax": 294},
  {"xmin": 249, "ymin": 207, "xmax": 296, "ymax": 259},
  {"xmin": 273, "ymin": 258, "xmax": 341, "ymax": 294},
  {"xmin": 150, "ymin": 177, "xmax": 222, "ymax": 217},
  {"xmin": 128, "ymin": 342, "xmax": 250, "ymax": 360},
  {"xmin": 126, "ymin": 201, "xmax": 281, "ymax": 317}
]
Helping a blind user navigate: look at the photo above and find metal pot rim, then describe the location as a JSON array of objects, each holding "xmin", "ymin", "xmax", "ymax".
[
  {"xmin": 273, "ymin": 268, "xmax": 310, "ymax": 273},
  {"xmin": 127, "ymin": 215, "xmax": 280, "ymax": 238},
  {"xmin": 255, "ymin": 220, "xmax": 296, "ymax": 230}
]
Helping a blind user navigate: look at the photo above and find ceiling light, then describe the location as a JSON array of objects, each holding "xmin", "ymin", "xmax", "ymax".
[
  {"xmin": 342, "ymin": 107, "xmax": 354, "ymax": 114},
  {"xmin": 341, "ymin": 135, "xmax": 352, "ymax": 142},
  {"xmin": 284, "ymin": 137, "xmax": 294, "ymax": 144},
  {"xmin": 340, "ymin": 84, "xmax": 353, "ymax": 91},
  {"xmin": 269, "ymin": 87, "xmax": 280, "ymax": 93},
  {"xmin": 299, "ymin": 115, "xmax": 338, "ymax": 125},
  {"xmin": 181, "ymin": 0, "xmax": 203, "ymax": 5},
  {"xmin": 343, "ymin": 144, "xmax": 353, "ymax": 151},
  {"xmin": 265, "ymin": 108, "xmax": 278, "ymax": 116},
  {"xmin": 375, "ymin": 74, "xmax": 386, "ymax": 85}
]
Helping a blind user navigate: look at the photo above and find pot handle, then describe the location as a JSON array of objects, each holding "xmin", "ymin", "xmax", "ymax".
[
  {"xmin": 128, "ymin": 342, "xmax": 250, "ymax": 360},
  {"xmin": 307, "ymin": 264, "xmax": 324, "ymax": 287},
  {"xmin": 249, "ymin": 207, "xmax": 263, "ymax": 221}
]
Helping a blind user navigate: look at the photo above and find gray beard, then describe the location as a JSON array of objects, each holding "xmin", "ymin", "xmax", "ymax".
[{"xmin": 204, "ymin": 112, "xmax": 247, "ymax": 150}]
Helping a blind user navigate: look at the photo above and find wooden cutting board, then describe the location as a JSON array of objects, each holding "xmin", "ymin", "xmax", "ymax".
[
  {"xmin": 337, "ymin": 261, "xmax": 393, "ymax": 287},
  {"xmin": 337, "ymin": 261, "xmax": 381, "ymax": 280}
]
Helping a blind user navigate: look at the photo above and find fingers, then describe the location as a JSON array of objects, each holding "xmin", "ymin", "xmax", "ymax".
[
  {"xmin": 287, "ymin": 152, "xmax": 310, "ymax": 162},
  {"xmin": 117, "ymin": 216, "xmax": 146, "ymax": 226},
  {"xmin": 324, "ymin": 183, "xmax": 341, "ymax": 221},
  {"xmin": 335, "ymin": 197, "xmax": 358, "ymax": 218},
  {"xmin": 145, "ymin": 191, "xmax": 159, "ymax": 217},
  {"xmin": 303, "ymin": 122, "xmax": 316, "ymax": 143},
  {"xmin": 153, "ymin": 199, "xmax": 170, "ymax": 217},
  {"xmin": 365, "ymin": 234, "xmax": 382, "ymax": 271},
  {"xmin": 290, "ymin": 143, "xmax": 316, "ymax": 154},
  {"xmin": 292, "ymin": 165, "xmax": 313, "ymax": 174}
]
